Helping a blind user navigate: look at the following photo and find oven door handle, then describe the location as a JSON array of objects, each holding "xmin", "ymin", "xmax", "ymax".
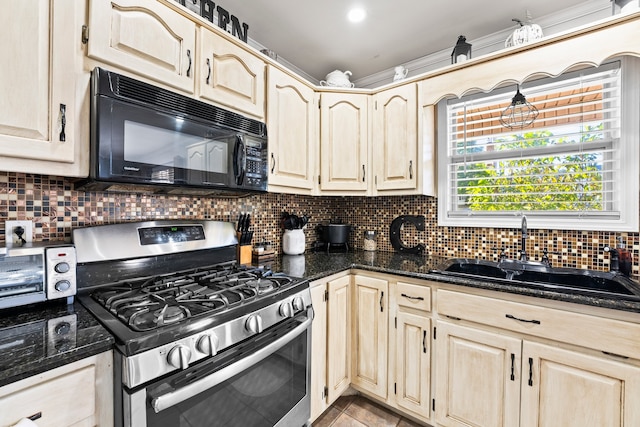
[{"xmin": 150, "ymin": 314, "xmax": 312, "ymax": 413}]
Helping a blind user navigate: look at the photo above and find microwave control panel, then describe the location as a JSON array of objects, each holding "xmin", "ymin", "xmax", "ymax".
[{"xmin": 244, "ymin": 137, "xmax": 268, "ymax": 190}]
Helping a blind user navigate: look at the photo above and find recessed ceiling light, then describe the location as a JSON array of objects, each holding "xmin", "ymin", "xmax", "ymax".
[{"xmin": 347, "ymin": 7, "xmax": 366, "ymax": 23}]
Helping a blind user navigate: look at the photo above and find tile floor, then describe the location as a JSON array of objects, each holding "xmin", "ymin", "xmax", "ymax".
[{"xmin": 312, "ymin": 395, "xmax": 426, "ymax": 427}]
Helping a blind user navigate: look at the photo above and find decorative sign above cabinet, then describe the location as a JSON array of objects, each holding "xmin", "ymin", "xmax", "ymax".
[{"xmin": 176, "ymin": 0, "xmax": 249, "ymax": 42}]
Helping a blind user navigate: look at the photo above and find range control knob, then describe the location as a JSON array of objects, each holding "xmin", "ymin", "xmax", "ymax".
[
  {"xmin": 55, "ymin": 280, "xmax": 71, "ymax": 292},
  {"xmin": 292, "ymin": 296, "xmax": 306, "ymax": 312},
  {"xmin": 245, "ymin": 314, "xmax": 263, "ymax": 334},
  {"xmin": 279, "ymin": 301, "xmax": 294, "ymax": 318},
  {"xmin": 167, "ymin": 344, "xmax": 192, "ymax": 370},
  {"xmin": 196, "ymin": 334, "xmax": 219, "ymax": 356},
  {"xmin": 54, "ymin": 262, "xmax": 71, "ymax": 274}
]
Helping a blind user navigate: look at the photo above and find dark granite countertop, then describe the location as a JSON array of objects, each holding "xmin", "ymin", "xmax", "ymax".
[
  {"xmin": 271, "ymin": 250, "xmax": 640, "ymax": 314},
  {"xmin": 0, "ymin": 300, "xmax": 114, "ymax": 387}
]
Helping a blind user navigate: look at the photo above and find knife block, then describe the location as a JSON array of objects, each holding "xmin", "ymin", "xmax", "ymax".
[{"xmin": 237, "ymin": 232, "xmax": 252, "ymax": 265}]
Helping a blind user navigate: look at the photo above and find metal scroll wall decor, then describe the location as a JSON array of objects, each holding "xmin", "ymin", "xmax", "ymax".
[{"xmin": 176, "ymin": 0, "xmax": 249, "ymax": 42}]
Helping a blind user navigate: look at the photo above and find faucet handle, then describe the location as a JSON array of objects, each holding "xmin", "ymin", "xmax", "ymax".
[{"xmin": 604, "ymin": 245, "xmax": 620, "ymax": 272}]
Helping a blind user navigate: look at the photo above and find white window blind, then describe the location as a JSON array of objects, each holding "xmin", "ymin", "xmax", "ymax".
[{"xmin": 437, "ymin": 59, "xmax": 640, "ymax": 231}]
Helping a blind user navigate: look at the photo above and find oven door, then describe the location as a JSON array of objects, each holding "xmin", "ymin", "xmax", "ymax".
[{"xmin": 124, "ymin": 310, "xmax": 312, "ymax": 427}]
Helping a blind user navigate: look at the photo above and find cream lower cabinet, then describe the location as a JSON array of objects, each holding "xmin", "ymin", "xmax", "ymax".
[
  {"xmin": 266, "ymin": 66, "xmax": 317, "ymax": 193},
  {"xmin": 310, "ymin": 274, "xmax": 352, "ymax": 421},
  {"xmin": 0, "ymin": 1, "xmax": 85, "ymax": 177},
  {"xmin": 351, "ymin": 275, "xmax": 388, "ymax": 400},
  {"xmin": 0, "ymin": 351, "xmax": 114, "ymax": 427},
  {"xmin": 435, "ymin": 322, "xmax": 521, "ymax": 427},
  {"xmin": 436, "ymin": 290, "xmax": 640, "ymax": 427},
  {"xmin": 392, "ymin": 281, "xmax": 432, "ymax": 423}
]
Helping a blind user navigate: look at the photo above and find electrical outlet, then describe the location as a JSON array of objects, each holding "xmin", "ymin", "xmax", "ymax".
[{"xmin": 5, "ymin": 220, "xmax": 33, "ymax": 244}]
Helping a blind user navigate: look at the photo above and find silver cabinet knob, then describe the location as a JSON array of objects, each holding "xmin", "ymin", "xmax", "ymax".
[
  {"xmin": 279, "ymin": 301, "xmax": 294, "ymax": 318},
  {"xmin": 196, "ymin": 334, "xmax": 219, "ymax": 356},
  {"xmin": 167, "ymin": 344, "xmax": 192, "ymax": 370},
  {"xmin": 292, "ymin": 296, "xmax": 305, "ymax": 312},
  {"xmin": 245, "ymin": 314, "xmax": 263, "ymax": 334}
]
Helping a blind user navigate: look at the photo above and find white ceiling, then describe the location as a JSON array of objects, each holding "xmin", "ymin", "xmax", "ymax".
[{"xmin": 226, "ymin": 0, "xmax": 600, "ymax": 82}]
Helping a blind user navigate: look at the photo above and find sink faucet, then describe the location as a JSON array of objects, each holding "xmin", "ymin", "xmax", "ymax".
[{"xmin": 520, "ymin": 215, "xmax": 528, "ymax": 261}]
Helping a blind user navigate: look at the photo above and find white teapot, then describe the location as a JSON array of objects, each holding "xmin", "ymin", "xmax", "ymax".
[
  {"xmin": 320, "ymin": 70, "xmax": 355, "ymax": 88},
  {"xmin": 393, "ymin": 66, "xmax": 408, "ymax": 81}
]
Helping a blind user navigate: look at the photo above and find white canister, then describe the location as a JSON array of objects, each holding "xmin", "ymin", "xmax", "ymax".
[{"xmin": 282, "ymin": 229, "xmax": 305, "ymax": 255}]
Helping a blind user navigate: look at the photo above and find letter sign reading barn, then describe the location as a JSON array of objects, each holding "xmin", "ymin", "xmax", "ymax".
[{"xmin": 176, "ymin": 0, "xmax": 249, "ymax": 42}]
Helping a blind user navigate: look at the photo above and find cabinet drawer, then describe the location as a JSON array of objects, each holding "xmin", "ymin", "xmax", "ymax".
[
  {"xmin": 0, "ymin": 364, "xmax": 96, "ymax": 427},
  {"xmin": 396, "ymin": 282, "xmax": 431, "ymax": 312},
  {"xmin": 437, "ymin": 289, "xmax": 640, "ymax": 359}
]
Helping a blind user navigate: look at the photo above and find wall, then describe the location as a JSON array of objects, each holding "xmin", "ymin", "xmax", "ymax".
[{"xmin": 0, "ymin": 172, "xmax": 637, "ymax": 277}]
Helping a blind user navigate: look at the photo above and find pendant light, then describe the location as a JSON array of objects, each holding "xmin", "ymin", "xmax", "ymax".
[{"xmin": 499, "ymin": 85, "xmax": 539, "ymax": 129}]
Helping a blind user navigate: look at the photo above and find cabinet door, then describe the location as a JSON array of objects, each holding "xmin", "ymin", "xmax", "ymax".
[
  {"xmin": 435, "ymin": 322, "xmax": 521, "ymax": 427},
  {"xmin": 396, "ymin": 312, "xmax": 431, "ymax": 419},
  {"xmin": 199, "ymin": 28, "xmax": 265, "ymax": 119},
  {"xmin": 320, "ymin": 92, "xmax": 369, "ymax": 193},
  {"xmin": 521, "ymin": 341, "xmax": 640, "ymax": 427},
  {"xmin": 0, "ymin": 1, "xmax": 83, "ymax": 176},
  {"xmin": 326, "ymin": 275, "xmax": 351, "ymax": 403},
  {"xmin": 351, "ymin": 275, "xmax": 388, "ymax": 399},
  {"xmin": 266, "ymin": 66, "xmax": 317, "ymax": 193},
  {"xmin": 88, "ymin": 0, "xmax": 196, "ymax": 94},
  {"xmin": 372, "ymin": 84, "xmax": 418, "ymax": 191},
  {"xmin": 310, "ymin": 284, "xmax": 328, "ymax": 422}
]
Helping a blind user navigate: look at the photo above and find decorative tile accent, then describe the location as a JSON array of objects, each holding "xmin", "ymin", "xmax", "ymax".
[{"xmin": 0, "ymin": 172, "xmax": 636, "ymax": 277}]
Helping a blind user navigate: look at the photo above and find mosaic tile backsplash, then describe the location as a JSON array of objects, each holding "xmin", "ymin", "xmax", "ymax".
[{"xmin": 0, "ymin": 172, "xmax": 637, "ymax": 278}]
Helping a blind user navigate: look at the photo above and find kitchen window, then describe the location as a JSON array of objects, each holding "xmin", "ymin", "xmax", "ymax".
[{"xmin": 437, "ymin": 58, "xmax": 640, "ymax": 231}]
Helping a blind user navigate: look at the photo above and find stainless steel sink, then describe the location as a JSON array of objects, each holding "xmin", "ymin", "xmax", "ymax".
[{"xmin": 431, "ymin": 258, "xmax": 640, "ymax": 300}]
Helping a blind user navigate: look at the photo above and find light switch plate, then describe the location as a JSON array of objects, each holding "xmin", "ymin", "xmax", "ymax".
[{"xmin": 5, "ymin": 220, "xmax": 33, "ymax": 243}]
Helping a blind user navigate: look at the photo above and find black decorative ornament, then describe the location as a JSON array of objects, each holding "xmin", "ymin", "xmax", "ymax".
[
  {"xmin": 390, "ymin": 215, "xmax": 426, "ymax": 255},
  {"xmin": 451, "ymin": 35, "xmax": 472, "ymax": 64}
]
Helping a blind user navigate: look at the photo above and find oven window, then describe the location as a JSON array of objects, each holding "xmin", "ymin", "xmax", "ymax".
[{"xmin": 145, "ymin": 328, "xmax": 308, "ymax": 427}]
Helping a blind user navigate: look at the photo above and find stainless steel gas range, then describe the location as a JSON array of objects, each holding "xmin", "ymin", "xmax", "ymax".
[{"xmin": 73, "ymin": 220, "xmax": 313, "ymax": 427}]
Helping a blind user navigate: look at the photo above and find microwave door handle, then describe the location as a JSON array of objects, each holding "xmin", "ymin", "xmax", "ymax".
[
  {"xmin": 233, "ymin": 134, "xmax": 246, "ymax": 185},
  {"xmin": 150, "ymin": 314, "xmax": 313, "ymax": 413}
]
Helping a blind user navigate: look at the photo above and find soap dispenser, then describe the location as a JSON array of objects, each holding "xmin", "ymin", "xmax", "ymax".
[{"xmin": 617, "ymin": 236, "xmax": 633, "ymax": 276}]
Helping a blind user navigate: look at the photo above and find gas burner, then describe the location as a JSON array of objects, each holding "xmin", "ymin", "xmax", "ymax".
[
  {"xmin": 246, "ymin": 278, "xmax": 276, "ymax": 294},
  {"xmin": 128, "ymin": 304, "xmax": 192, "ymax": 332}
]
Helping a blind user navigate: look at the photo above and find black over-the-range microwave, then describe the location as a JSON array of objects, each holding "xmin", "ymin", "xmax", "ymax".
[{"xmin": 75, "ymin": 67, "xmax": 268, "ymax": 196}]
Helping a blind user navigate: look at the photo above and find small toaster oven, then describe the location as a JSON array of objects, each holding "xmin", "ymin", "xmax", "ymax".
[{"xmin": 0, "ymin": 244, "xmax": 76, "ymax": 310}]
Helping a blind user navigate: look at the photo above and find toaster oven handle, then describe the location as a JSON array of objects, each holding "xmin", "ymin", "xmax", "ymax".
[
  {"xmin": 150, "ymin": 314, "xmax": 313, "ymax": 413},
  {"xmin": 233, "ymin": 134, "xmax": 246, "ymax": 186}
]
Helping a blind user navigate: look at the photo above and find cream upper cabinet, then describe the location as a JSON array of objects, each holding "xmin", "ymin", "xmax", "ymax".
[
  {"xmin": 266, "ymin": 66, "xmax": 317, "ymax": 193},
  {"xmin": 0, "ymin": 0, "xmax": 85, "ymax": 177},
  {"xmin": 310, "ymin": 282, "xmax": 329, "ymax": 422},
  {"xmin": 87, "ymin": 0, "xmax": 196, "ymax": 94},
  {"xmin": 0, "ymin": 351, "xmax": 113, "ymax": 427},
  {"xmin": 520, "ymin": 341, "xmax": 640, "ymax": 427},
  {"xmin": 319, "ymin": 92, "xmax": 370, "ymax": 194},
  {"xmin": 198, "ymin": 27, "xmax": 266, "ymax": 120},
  {"xmin": 372, "ymin": 84, "xmax": 419, "ymax": 193},
  {"xmin": 326, "ymin": 274, "xmax": 352, "ymax": 403},
  {"xmin": 435, "ymin": 321, "xmax": 522, "ymax": 427},
  {"xmin": 351, "ymin": 274, "xmax": 388, "ymax": 399}
]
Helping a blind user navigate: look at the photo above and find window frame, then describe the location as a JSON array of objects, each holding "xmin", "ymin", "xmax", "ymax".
[{"xmin": 436, "ymin": 57, "xmax": 640, "ymax": 232}]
